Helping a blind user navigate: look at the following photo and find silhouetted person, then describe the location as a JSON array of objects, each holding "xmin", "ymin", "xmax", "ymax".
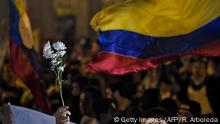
[
  {"xmin": 177, "ymin": 100, "xmax": 201, "ymax": 124},
  {"xmin": 141, "ymin": 89, "xmax": 160, "ymax": 112},
  {"xmin": 160, "ymin": 98, "xmax": 178, "ymax": 116},
  {"xmin": 142, "ymin": 108, "xmax": 171, "ymax": 124},
  {"xmin": 79, "ymin": 86, "xmax": 103, "ymax": 124},
  {"xmin": 111, "ymin": 81, "xmax": 141, "ymax": 123},
  {"xmin": 94, "ymin": 99, "xmax": 115, "ymax": 124}
]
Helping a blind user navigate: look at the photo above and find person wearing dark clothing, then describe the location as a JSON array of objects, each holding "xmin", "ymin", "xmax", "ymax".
[
  {"xmin": 160, "ymin": 98, "xmax": 178, "ymax": 116},
  {"xmin": 80, "ymin": 86, "xmax": 103, "ymax": 124},
  {"xmin": 94, "ymin": 99, "xmax": 115, "ymax": 124},
  {"xmin": 141, "ymin": 89, "xmax": 160, "ymax": 112},
  {"xmin": 142, "ymin": 108, "xmax": 172, "ymax": 124},
  {"xmin": 178, "ymin": 58, "xmax": 220, "ymax": 117},
  {"xmin": 111, "ymin": 81, "xmax": 141, "ymax": 123}
]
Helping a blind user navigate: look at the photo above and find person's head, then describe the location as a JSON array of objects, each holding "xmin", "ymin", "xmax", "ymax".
[
  {"xmin": 160, "ymin": 98, "xmax": 177, "ymax": 116},
  {"xmin": 94, "ymin": 99, "xmax": 115, "ymax": 124},
  {"xmin": 105, "ymin": 87, "xmax": 113, "ymax": 100},
  {"xmin": 88, "ymin": 78, "xmax": 101, "ymax": 89},
  {"xmin": 136, "ymin": 84, "xmax": 144, "ymax": 98},
  {"xmin": 71, "ymin": 76, "xmax": 88, "ymax": 97},
  {"xmin": 207, "ymin": 59, "xmax": 216, "ymax": 76},
  {"xmin": 142, "ymin": 108, "xmax": 170, "ymax": 124},
  {"xmin": 110, "ymin": 81, "xmax": 133, "ymax": 103},
  {"xmin": 141, "ymin": 89, "xmax": 160, "ymax": 111},
  {"xmin": 65, "ymin": 64, "xmax": 81, "ymax": 81},
  {"xmin": 71, "ymin": 82, "xmax": 80, "ymax": 97},
  {"xmin": 90, "ymin": 40, "xmax": 100, "ymax": 55},
  {"xmin": 191, "ymin": 57, "xmax": 207, "ymax": 82},
  {"xmin": 80, "ymin": 86, "xmax": 103, "ymax": 117},
  {"xmin": 177, "ymin": 100, "xmax": 201, "ymax": 120},
  {"xmin": 158, "ymin": 77, "xmax": 174, "ymax": 100}
]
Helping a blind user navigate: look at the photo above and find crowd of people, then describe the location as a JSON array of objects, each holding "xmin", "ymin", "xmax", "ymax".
[{"xmin": 1, "ymin": 38, "xmax": 220, "ymax": 124}]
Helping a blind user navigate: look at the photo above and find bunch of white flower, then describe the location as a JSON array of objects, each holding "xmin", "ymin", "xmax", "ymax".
[
  {"xmin": 43, "ymin": 41, "xmax": 67, "ymax": 71},
  {"xmin": 43, "ymin": 41, "xmax": 67, "ymax": 106}
]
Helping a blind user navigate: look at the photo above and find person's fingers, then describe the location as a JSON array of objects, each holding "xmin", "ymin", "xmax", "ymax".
[
  {"xmin": 60, "ymin": 117, "xmax": 69, "ymax": 123},
  {"xmin": 56, "ymin": 116, "xmax": 69, "ymax": 124},
  {"xmin": 61, "ymin": 110, "xmax": 71, "ymax": 116},
  {"xmin": 55, "ymin": 106, "xmax": 71, "ymax": 124},
  {"xmin": 57, "ymin": 114, "xmax": 69, "ymax": 120},
  {"xmin": 55, "ymin": 110, "xmax": 70, "ymax": 118},
  {"xmin": 58, "ymin": 108, "xmax": 67, "ymax": 114},
  {"xmin": 56, "ymin": 111, "xmax": 71, "ymax": 122},
  {"xmin": 56, "ymin": 107, "xmax": 71, "ymax": 117},
  {"xmin": 54, "ymin": 106, "xmax": 69, "ymax": 115},
  {"xmin": 57, "ymin": 106, "xmax": 69, "ymax": 111}
]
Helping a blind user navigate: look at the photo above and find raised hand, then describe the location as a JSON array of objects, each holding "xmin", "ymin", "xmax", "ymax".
[{"xmin": 54, "ymin": 106, "xmax": 71, "ymax": 124}]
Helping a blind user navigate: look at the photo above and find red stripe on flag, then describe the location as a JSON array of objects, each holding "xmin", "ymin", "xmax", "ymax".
[
  {"xmin": 86, "ymin": 40, "xmax": 220, "ymax": 75},
  {"xmin": 10, "ymin": 40, "xmax": 51, "ymax": 114}
]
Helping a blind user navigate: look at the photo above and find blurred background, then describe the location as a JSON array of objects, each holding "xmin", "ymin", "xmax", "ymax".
[{"xmin": 1, "ymin": 0, "xmax": 220, "ymax": 123}]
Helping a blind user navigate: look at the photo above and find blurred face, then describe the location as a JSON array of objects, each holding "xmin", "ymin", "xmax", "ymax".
[
  {"xmin": 80, "ymin": 92, "xmax": 94, "ymax": 115},
  {"xmin": 105, "ymin": 87, "xmax": 113, "ymax": 99},
  {"xmin": 91, "ymin": 41, "xmax": 99, "ymax": 54},
  {"xmin": 113, "ymin": 91, "xmax": 121, "ymax": 103},
  {"xmin": 191, "ymin": 62, "xmax": 206, "ymax": 80},
  {"xmin": 207, "ymin": 60, "xmax": 215, "ymax": 75},
  {"xmin": 73, "ymin": 43, "xmax": 83, "ymax": 57},
  {"xmin": 160, "ymin": 83, "xmax": 172, "ymax": 100},
  {"xmin": 136, "ymin": 85, "xmax": 143, "ymax": 98},
  {"xmin": 71, "ymin": 82, "xmax": 80, "ymax": 97}
]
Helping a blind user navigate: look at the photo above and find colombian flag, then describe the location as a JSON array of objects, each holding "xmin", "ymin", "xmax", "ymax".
[
  {"xmin": 86, "ymin": 0, "xmax": 220, "ymax": 75},
  {"xmin": 9, "ymin": 0, "xmax": 51, "ymax": 113}
]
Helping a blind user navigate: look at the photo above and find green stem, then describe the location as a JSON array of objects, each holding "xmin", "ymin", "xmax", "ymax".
[
  {"xmin": 59, "ymin": 83, "xmax": 65, "ymax": 106},
  {"xmin": 57, "ymin": 70, "xmax": 65, "ymax": 106}
]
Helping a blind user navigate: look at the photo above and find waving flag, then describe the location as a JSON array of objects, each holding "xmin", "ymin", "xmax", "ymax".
[
  {"xmin": 9, "ymin": 0, "xmax": 51, "ymax": 113},
  {"xmin": 86, "ymin": 0, "xmax": 220, "ymax": 75}
]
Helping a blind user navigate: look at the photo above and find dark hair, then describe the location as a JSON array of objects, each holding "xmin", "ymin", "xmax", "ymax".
[
  {"xmin": 179, "ymin": 100, "xmax": 201, "ymax": 116},
  {"xmin": 110, "ymin": 81, "xmax": 136, "ymax": 99},
  {"xmin": 141, "ymin": 89, "xmax": 160, "ymax": 111},
  {"xmin": 88, "ymin": 78, "xmax": 101, "ymax": 89},
  {"xmin": 82, "ymin": 86, "xmax": 103, "ymax": 102},
  {"xmin": 94, "ymin": 99, "xmax": 115, "ymax": 120},
  {"xmin": 142, "ymin": 107, "xmax": 171, "ymax": 119},
  {"xmin": 160, "ymin": 98, "xmax": 178, "ymax": 116},
  {"xmin": 81, "ymin": 86, "xmax": 103, "ymax": 117},
  {"xmin": 190, "ymin": 57, "xmax": 208, "ymax": 68},
  {"xmin": 72, "ymin": 76, "xmax": 88, "ymax": 91},
  {"xmin": 190, "ymin": 57, "xmax": 207, "ymax": 63}
]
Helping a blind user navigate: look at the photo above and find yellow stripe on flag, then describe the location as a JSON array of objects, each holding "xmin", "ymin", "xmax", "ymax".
[{"xmin": 91, "ymin": 0, "xmax": 220, "ymax": 37}]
